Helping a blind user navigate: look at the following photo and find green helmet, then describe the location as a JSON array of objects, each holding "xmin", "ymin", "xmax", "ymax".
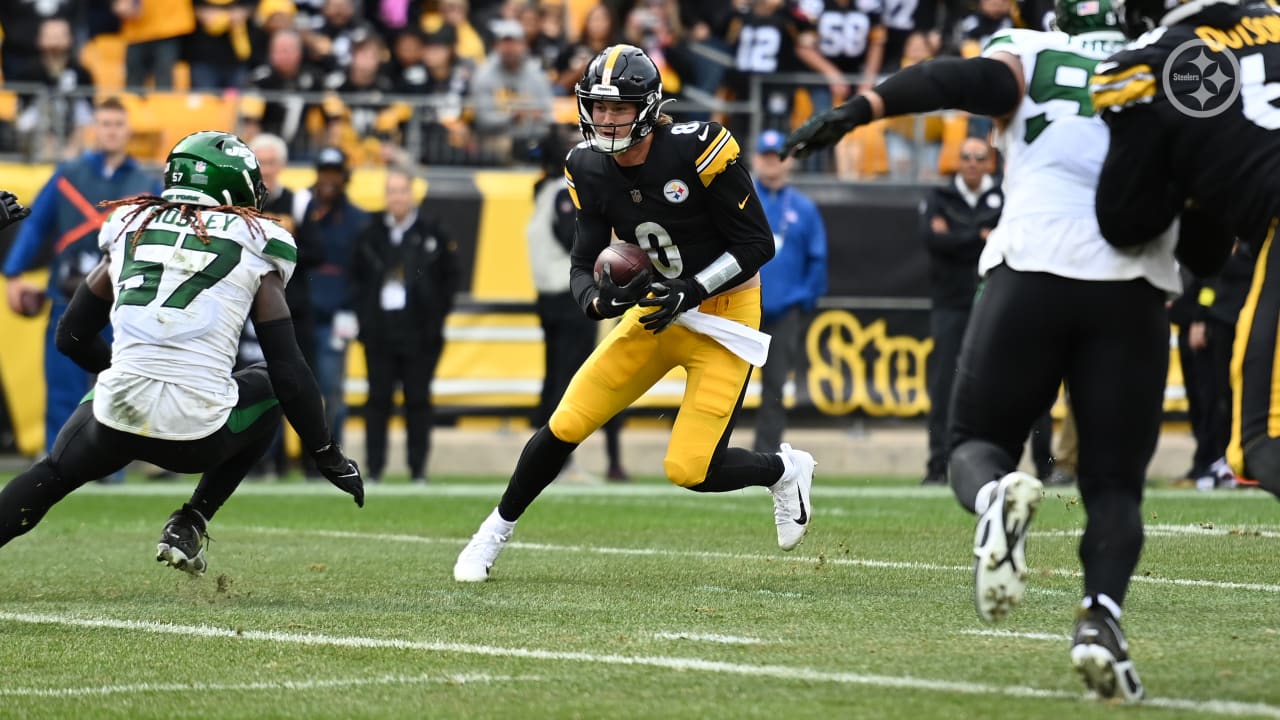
[
  {"xmin": 1053, "ymin": 0, "xmax": 1121, "ymax": 35},
  {"xmin": 162, "ymin": 131, "xmax": 267, "ymax": 209}
]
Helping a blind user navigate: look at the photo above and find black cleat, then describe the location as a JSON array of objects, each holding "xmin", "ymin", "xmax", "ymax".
[
  {"xmin": 1071, "ymin": 606, "xmax": 1144, "ymax": 702},
  {"xmin": 156, "ymin": 507, "xmax": 210, "ymax": 576}
]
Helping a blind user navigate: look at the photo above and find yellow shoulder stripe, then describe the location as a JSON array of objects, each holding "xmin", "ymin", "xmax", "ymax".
[
  {"xmin": 564, "ymin": 167, "xmax": 581, "ymax": 210},
  {"xmin": 1091, "ymin": 62, "xmax": 1153, "ymax": 87},
  {"xmin": 696, "ymin": 129, "xmax": 739, "ymax": 187},
  {"xmin": 1090, "ymin": 63, "xmax": 1156, "ymax": 110}
]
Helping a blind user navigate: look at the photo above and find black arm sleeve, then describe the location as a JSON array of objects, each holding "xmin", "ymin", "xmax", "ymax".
[
  {"xmin": 1095, "ymin": 106, "xmax": 1184, "ymax": 249},
  {"xmin": 54, "ymin": 282, "xmax": 112, "ymax": 373},
  {"xmin": 1176, "ymin": 204, "xmax": 1236, "ymax": 278},
  {"xmin": 875, "ymin": 56, "xmax": 1022, "ymax": 118},
  {"xmin": 568, "ymin": 203, "xmax": 614, "ymax": 319},
  {"xmin": 700, "ymin": 159, "xmax": 775, "ymax": 291},
  {"xmin": 254, "ymin": 317, "xmax": 331, "ymax": 453}
]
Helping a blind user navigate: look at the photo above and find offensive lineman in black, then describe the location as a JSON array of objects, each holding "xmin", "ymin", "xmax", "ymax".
[
  {"xmin": 1091, "ymin": 0, "xmax": 1280, "ymax": 498},
  {"xmin": 453, "ymin": 45, "xmax": 819, "ymax": 582}
]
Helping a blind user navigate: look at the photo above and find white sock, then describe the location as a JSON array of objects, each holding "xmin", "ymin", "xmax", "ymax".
[
  {"xmin": 973, "ymin": 480, "xmax": 999, "ymax": 516},
  {"xmin": 487, "ymin": 507, "xmax": 517, "ymax": 534},
  {"xmin": 1083, "ymin": 593, "xmax": 1122, "ymax": 620},
  {"xmin": 774, "ymin": 450, "xmax": 794, "ymax": 487}
]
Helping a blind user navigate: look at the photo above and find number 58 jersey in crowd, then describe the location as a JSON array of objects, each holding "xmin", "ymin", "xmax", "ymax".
[
  {"xmin": 1092, "ymin": 2, "xmax": 1280, "ymax": 249},
  {"xmin": 975, "ymin": 28, "xmax": 1179, "ymax": 294},
  {"xmin": 95, "ymin": 206, "xmax": 297, "ymax": 439}
]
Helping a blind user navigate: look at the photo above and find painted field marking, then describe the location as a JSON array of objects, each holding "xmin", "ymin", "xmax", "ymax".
[
  {"xmin": 693, "ymin": 585, "xmax": 804, "ymax": 599},
  {"xmin": 0, "ymin": 611, "xmax": 1276, "ymax": 718},
  {"xmin": 233, "ymin": 527, "xmax": 1280, "ymax": 595},
  {"xmin": 653, "ymin": 632, "xmax": 766, "ymax": 645},
  {"xmin": 960, "ymin": 629, "xmax": 1070, "ymax": 642},
  {"xmin": 0, "ymin": 673, "xmax": 532, "ymax": 699},
  {"xmin": 67, "ymin": 483, "xmax": 1277, "ymax": 501},
  {"xmin": 1032, "ymin": 524, "xmax": 1280, "ymax": 540}
]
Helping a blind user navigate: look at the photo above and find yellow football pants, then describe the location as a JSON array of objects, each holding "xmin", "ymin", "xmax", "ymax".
[{"xmin": 549, "ymin": 285, "xmax": 761, "ymax": 488}]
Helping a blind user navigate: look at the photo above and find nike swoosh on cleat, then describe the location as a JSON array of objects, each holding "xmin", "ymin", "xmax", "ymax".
[{"xmin": 793, "ymin": 487, "xmax": 808, "ymax": 525}]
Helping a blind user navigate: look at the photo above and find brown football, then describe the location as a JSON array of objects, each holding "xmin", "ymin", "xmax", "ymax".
[{"xmin": 594, "ymin": 243, "xmax": 652, "ymax": 286}]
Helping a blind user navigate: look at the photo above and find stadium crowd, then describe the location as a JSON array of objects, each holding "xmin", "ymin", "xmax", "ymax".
[{"xmin": 1, "ymin": 0, "xmax": 1054, "ymax": 178}]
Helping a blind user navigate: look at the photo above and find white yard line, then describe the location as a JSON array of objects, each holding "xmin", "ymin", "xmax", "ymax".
[
  {"xmin": 693, "ymin": 585, "xmax": 805, "ymax": 599},
  {"xmin": 234, "ymin": 526, "xmax": 1280, "ymax": 595},
  {"xmin": 66, "ymin": 483, "xmax": 1276, "ymax": 501},
  {"xmin": 0, "ymin": 673, "xmax": 531, "ymax": 699},
  {"xmin": 1033, "ymin": 524, "xmax": 1280, "ymax": 540},
  {"xmin": 0, "ymin": 611, "xmax": 1275, "ymax": 718},
  {"xmin": 653, "ymin": 632, "xmax": 766, "ymax": 645},
  {"xmin": 960, "ymin": 629, "xmax": 1070, "ymax": 642}
]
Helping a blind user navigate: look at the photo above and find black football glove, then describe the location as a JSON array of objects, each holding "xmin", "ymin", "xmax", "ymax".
[
  {"xmin": 638, "ymin": 278, "xmax": 705, "ymax": 333},
  {"xmin": 596, "ymin": 263, "xmax": 652, "ymax": 319},
  {"xmin": 782, "ymin": 96, "xmax": 873, "ymax": 159},
  {"xmin": 0, "ymin": 191, "xmax": 31, "ymax": 231},
  {"xmin": 312, "ymin": 442, "xmax": 364, "ymax": 507}
]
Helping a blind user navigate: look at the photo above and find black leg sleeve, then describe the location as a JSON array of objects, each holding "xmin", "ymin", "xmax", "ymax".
[
  {"xmin": 0, "ymin": 459, "xmax": 69, "ymax": 547},
  {"xmin": 497, "ymin": 425, "xmax": 578, "ymax": 521},
  {"xmin": 689, "ymin": 449, "xmax": 784, "ymax": 492}
]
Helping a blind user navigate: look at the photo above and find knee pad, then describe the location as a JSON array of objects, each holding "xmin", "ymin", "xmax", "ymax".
[
  {"xmin": 664, "ymin": 453, "xmax": 711, "ymax": 489},
  {"xmin": 547, "ymin": 408, "xmax": 594, "ymax": 445},
  {"xmin": 949, "ymin": 440, "xmax": 1016, "ymax": 513},
  {"xmin": 1243, "ymin": 438, "xmax": 1280, "ymax": 499}
]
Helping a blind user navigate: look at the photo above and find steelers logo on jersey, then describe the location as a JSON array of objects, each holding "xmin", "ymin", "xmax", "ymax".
[{"xmin": 663, "ymin": 179, "xmax": 690, "ymax": 204}]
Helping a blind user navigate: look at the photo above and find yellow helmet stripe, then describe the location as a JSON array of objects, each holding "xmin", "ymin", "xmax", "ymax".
[{"xmin": 600, "ymin": 44, "xmax": 642, "ymax": 87}]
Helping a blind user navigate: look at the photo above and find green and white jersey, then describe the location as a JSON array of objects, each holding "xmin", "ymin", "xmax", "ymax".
[
  {"xmin": 978, "ymin": 28, "xmax": 1179, "ymax": 293},
  {"xmin": 95, "ymin": 205, "xmax": 297, "ymax": 440}
]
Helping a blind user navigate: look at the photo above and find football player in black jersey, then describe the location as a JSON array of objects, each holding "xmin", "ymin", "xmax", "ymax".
[
  {"xmin": 1091, "ymin": 0, "xmax": 1280, "ymax": 500},
  {"xmin": 454, "ymin": 44, "xmax": 818, "ymax": 583}
]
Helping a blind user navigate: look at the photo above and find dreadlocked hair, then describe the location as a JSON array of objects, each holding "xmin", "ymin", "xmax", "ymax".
[{"xmin": 98, "ymin": 195, "xmax": 275, "ymax": 247}]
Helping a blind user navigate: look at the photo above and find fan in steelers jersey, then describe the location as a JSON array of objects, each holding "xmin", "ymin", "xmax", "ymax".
[
  {"xmin": 0, "ymin": 131, "xmax": 364, "ymax": 579},
  {"xmin": 782, "ymin": 0, "xmax": 1186, "ymax": 703},
  {"xmin": 453, "ymin": 44, "xmax": 818, "ymax": 583},
  {"xmin": 1090, "ymin": 0, "xmax": 1280, "ymax": 503}
]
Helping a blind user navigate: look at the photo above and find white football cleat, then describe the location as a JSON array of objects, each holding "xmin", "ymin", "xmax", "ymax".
[
  {"xmin": 453, "ymin": 509, "xmax": 515, "ymax": 582},
  {"xmin": 769, "ymin": 443, "xmax": 815, "ymax": 551},
  {"xmin": 973, "ymin": 471, "xmax": 1043, "ymax": 622}
]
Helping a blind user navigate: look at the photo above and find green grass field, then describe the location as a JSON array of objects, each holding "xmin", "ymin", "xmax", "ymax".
[{"xmin": 0, "ymin": 474, "xmax": 1277, "ymax": 719}]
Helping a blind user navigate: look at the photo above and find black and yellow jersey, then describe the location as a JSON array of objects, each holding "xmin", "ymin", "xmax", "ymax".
[
  {"xmin": 565, "ymin": 120, "xmax": 775, "ymax": 314},
  {"xmin": 1091, "ymin": 3, "xmax": 1280, "ymax": 252}
]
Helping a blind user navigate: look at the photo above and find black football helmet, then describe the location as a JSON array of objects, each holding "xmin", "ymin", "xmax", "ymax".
[
  {"xmin": 1113, "ymin": 0, "xmax": 1227, "ymax": 38},
  {"xmin": 576, "ymin": 44, "xmax": 666, "ymax": 154}
]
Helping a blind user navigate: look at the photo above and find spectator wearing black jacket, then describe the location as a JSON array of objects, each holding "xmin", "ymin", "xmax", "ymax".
[
  {"xmin": 921, "ymin": 137, "xmax": 1003, "ymax": 486},
  {"xmin": 350, "ymin": 168, "xmax": 458, "ymax": 484}
]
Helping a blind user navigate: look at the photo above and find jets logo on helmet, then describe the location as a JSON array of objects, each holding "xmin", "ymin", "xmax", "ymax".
[
  {"xmin": 1053, "ymin": 0, "xmax": 1123, "ymax": 35},
  {"xmin": 161, "ymin": 131, "xmax": 268, "ymax": 209},
  {"xmin": 576, "ymin": 44, "xmax": 669, "ymax": 154}
]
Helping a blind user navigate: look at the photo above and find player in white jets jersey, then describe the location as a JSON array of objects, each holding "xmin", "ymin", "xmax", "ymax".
[
  {"xmin": 784, "ymin": 0, "xmax": 1180, "ymax": 701},
  {"xmin": 0, "ymin": 131, "xmax": 363, "ymax": 578}
]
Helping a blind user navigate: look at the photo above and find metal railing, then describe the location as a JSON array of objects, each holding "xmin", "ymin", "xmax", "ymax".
[{"xmin": 0, "ymin": 73, "xmax": 957, "ymax": 179}]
